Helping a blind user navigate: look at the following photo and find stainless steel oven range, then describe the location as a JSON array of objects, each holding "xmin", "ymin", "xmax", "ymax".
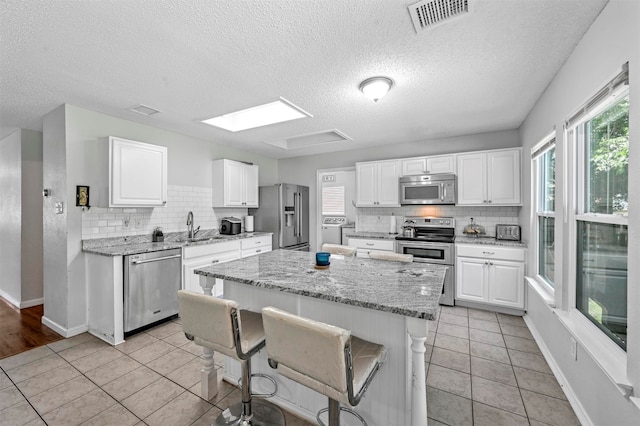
[{"xmin": 395, "ymin": 217, "xmax": 455, "ymax": 306}]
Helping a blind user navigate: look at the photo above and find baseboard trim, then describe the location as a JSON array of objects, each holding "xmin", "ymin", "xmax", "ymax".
[
  {"xmin": 20, "ymin": 298, "xmax": 44, "ymax": 309},
  {"xmin": 523, "ymin": 314, "xmax": 592, "ymax": 426},
  {"xmin": 0, "ymin": 289, "xmax": 20, "ymax": 308},
  {"xmin": 41, "ymin": 316, "xmax": 89, "ymax": 338}
]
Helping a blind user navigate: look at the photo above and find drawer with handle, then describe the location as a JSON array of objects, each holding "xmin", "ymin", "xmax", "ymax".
[{"xmin": 456, "ymin": 244, "xmax": 525, "ymax": 262}]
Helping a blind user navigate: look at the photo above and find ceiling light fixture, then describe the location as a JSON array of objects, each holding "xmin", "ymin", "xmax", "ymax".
[
  {"xmin": 359, "ymin": 76, "xmax": 393, "ymax": 102},
  {"xmin": 200, "ymin": 97, "xmax": 312, "ymax": 132}
]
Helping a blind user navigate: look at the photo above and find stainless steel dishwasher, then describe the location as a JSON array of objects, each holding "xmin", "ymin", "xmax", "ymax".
[{"xmin": 124, "ymin": 249, "xmax": 182, "ymax": 333}]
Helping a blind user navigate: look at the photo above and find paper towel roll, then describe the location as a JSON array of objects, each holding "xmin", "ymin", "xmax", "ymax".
[
  {"xmin": 245, "ymin": 215, "xmax": 254, "ymax": 232},
  {"xmin": 390, "ymin": 214, "xmax": 396, "ymax": 234}
]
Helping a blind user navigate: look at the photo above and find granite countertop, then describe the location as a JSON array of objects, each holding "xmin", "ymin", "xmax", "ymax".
[
  {"xmin": 82, "ymin": 231, "xmax": 272, "ymax": 256},
  {"xmin": 456, "ymin": 235, "xmax": 527, "ymax": 248},
  {"xmin": 195, "ymin": 249, "xmax": 446, "ymax": 320},
  {"xmin": 343, "ymin": 231, "xmax": 398, "ymax": 240}
]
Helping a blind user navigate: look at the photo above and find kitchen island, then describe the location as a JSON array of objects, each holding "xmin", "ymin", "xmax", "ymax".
[{"xmin": 194, "ymin": 249, "xmax": 446, "ymax": 426}]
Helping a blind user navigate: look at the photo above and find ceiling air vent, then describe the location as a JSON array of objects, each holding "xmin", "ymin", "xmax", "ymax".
[
  {"xmin": 408, "ymin": 0, "xmax": 472, "ymax": 33},
  {"xmin": 128, "ymin": 104, "xmax": 161, "ymax": 116}
]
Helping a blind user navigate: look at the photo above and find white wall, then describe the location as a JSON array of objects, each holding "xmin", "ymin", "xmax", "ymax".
[
  {"xmin": 279, "ymin": 130, "xmax": 520, "ymax": 248},
  {"xmin": 41, "ymin": 104, "xmax": 279, "ymax": 336},
  {"xmin": 0, "ymin": 129, "xmax": 44, "ymax": 308},
  {"xmin": 518, "ymin": 0, "xmax": 640, "ymax": 423}
]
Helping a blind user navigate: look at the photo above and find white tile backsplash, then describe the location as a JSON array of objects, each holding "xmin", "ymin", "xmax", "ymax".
[
  {"xmin": 81, "ymin": 185, "xmax": 248, "ymax": 239},
  {"xmin": 356, "ymin": 205, "xmax": 520, "ymax": 236}
]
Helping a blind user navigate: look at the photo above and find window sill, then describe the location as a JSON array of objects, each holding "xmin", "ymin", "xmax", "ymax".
[
  {"xmin": 525, "ymin": 276, "xmax": 555, "ymax": 307},
  {"xmin": 526, "ymin": 279, "xmax": 632, "ymax": 399}
]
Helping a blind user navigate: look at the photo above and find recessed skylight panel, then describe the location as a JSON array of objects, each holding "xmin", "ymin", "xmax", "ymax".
[{"xmin": 200, "ymin": 98, "xmax": 312, "ymax": 132}]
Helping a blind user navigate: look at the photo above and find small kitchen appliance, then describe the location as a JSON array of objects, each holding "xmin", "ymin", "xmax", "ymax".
[
  {"xmin": 399, "ymin": 173, "xmax": 456, "ymax": 205},
  {"xmin": 395, "ymin": 216, "xmax": 456, "ymax": 306},
  {"xmin": 496, "ymin": 224, "xmax": 521, "ymax": 241},
  {"xmin": 152, "ymin": 227, "xmax": 164, "ymax": 242},
  {"xmin": 220, "ymin": 217, "xmax": 242, "ymax": 235}
]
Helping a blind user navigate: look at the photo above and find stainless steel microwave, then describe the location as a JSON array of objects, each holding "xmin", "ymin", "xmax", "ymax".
[{"xmin": 399, "ymin": 174, "xmax": 456, "ymax": 205}]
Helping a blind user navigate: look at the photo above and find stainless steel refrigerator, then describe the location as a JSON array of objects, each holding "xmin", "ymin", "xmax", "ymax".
[{"xmin": 249, "ymin": 184, "xmax": 309, "ymax": 251}]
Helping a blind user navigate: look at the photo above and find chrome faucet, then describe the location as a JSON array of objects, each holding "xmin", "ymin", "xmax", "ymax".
[{"xmin": 186, "ymin": 211, "xmax": 197, "ymax": 239}]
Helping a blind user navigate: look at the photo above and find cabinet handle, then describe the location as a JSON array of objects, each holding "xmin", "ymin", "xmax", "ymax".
[
  {"xmin": 211, "ymin": 259, "xmax": 220, "ymax": 264},
  {"xmin": 366, "ymin": 243, "xmax": 375, "ymax": 246},
  {"xmin": 482, "ymin": 251, "xmax": 495, "ymax": 255},
  {"xmin": 162, "ymin": 201, "xmax": 167, "ymax": 205},
  {"xmin": 489, "ymin": 262, "xmax": 493, "ymax": 266},
  {"xmin": 488, "ymin": 200, "xmax": 492, "ymax": 204},
  {"xmin": 483, "ymin": 200, "xmax": 487, "ymax": 203},
  {"xmin": 256, "ymin": 249, "xmax": 262, "ymax": 253},
  {"xmin": 255, "ymin": 241, "xmax": 261, "ymax": 244}
]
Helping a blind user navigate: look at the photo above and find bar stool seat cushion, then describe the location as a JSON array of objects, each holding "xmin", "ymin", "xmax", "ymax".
[
  {"xmin": 178, "ymin": 291, "xmax": 264, "ymax": 359},
  {"xmin": 262, "ymin": 307, "xmax": 386, "ymax": 407}
]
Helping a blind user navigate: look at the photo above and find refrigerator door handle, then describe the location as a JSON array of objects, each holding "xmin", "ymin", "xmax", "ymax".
[
  {"xmin": 293, "ymin": 192, "xmax": 298, "ymax": 237},
  {"xmin": 297, "ymin": 192, "xmax": 302, "ymax": 240}
]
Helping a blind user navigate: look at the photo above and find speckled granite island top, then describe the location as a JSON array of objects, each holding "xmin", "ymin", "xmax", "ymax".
[{"xmin": 195, "ymin": 249, "xmax": 446, "ymax": 320}]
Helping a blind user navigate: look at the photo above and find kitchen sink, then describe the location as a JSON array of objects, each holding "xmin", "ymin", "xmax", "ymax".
[{"xmin": 177, "ymin": 235, "xmax": 228, "ymax": 243}]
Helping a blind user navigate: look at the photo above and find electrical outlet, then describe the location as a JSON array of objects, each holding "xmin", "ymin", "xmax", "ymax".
[
  {"xmin": 134, "ymin": 218, "xmax": 143, "ymax": 229},
  {"xmin": 122, "ymin": 216, "xmax": 130, "ymax": 229},
  {"xmin": 570, "ymin": 337, "xmax": 577, "ymax": 361}
]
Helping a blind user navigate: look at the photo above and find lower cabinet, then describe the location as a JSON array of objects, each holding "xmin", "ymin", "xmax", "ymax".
[
  {"xmin": 347, "ymin": 238, "xmax": 395, "ymax": 258},
  {"xmin": 456, "ymin": 244, "xmax": 526, "ymax": 309},
  {"xmin": 240, "ymin": 235, "xmax": 272, "ymax": 258}
]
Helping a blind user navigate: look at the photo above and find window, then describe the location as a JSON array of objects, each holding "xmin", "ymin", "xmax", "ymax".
[
  {"xmin": 573, "ymin": 93, "xmax": 629, "ymax": 351},
  {"xmin": 322, "ymin": 185, "xmax": 345, "ymax": 215},
  {"xmin": 533, "ymin": 139, "xmax": 556, "ymax": 287}
]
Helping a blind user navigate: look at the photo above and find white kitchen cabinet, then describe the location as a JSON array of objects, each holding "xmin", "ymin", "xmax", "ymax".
[
  {"xmin": 456, "ymin": 148, "xmax": 521, "ymax": 206},
  {"xmin": 456, "ymin": 244, "xmax": 526, "ymax": 309},
  {"xmin": 355, "ymin": 160, "xmax": 400, "ymax": 207},
  {"xmin": 182, "ymin": 240, "xmax": 241, "ymax": 297},
  {"xmin": 109, "ymin": 137, "xmax": 168, "ymax": 207},
  {"xmin": 212, "ymin": 159, "xmax": 259, "ymax": 208},
  {"xmin": 240, "ymin": 235, "xmax": 272, "ymax": 258},
  {"xmin": 401, "ymin": 154, "xmax": 456, "ymax": 176},
  {"xmin": 347, "ymin": 238, "xmax": 395, "ymax": 258}
]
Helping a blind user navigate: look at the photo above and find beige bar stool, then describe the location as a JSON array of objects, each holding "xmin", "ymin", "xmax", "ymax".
[
  {"xmin": 321, "ymin": 243, "xmax": 357, "ymax": 257},
  {"xmin": 261, "ymin": 306, "xmax": 386, "ymax": 426},
  {"xmin": 177, "ymin": 290, "xmax": 285, "ymax": 426},
  {"xmin": 368, "ymin": 250, "xmax": 413, "ymax": 262}
]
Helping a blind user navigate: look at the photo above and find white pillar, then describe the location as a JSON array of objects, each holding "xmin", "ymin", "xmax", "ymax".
[
  {"xmin": 199, "ymin": 275, "xmax": 218, "ymax": 400},
  {"xmin": 406, "ymin": 317, "xmax": 429, "ymax": 426}
]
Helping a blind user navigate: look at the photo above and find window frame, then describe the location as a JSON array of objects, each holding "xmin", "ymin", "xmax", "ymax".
[{"xmin": 531, "ymin": 135, "xmax": 557, "ymax": 294}]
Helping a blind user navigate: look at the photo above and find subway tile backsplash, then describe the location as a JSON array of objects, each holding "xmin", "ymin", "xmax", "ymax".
[
  {"xmin": 356, "ymin": 205, "xmax": 520, "ymax": 236},
  {"xmin": 81, "ymin": 185, "xmax": 247, "ymax": 239}
]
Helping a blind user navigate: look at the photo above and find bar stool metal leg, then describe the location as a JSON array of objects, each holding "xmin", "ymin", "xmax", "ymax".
[
  {"xmin": 216, "ymin": 358, "xmax": 285, "ymax": 426},
  {"xmin": 316, "ymin": 398, "xmax": 367, "ymax": 426}
]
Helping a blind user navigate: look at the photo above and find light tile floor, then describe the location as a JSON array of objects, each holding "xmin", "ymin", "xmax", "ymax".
[
  {"xmin": 0, "ymin": 308, "xmax": 580, "ymax": 426},
  {"xmin": 0, "ymin": 318, "xmax": 313, "ymax": 426},
  {"xmin": 426, "ymin": 305, "xmax": 581, "ymax": 426}
]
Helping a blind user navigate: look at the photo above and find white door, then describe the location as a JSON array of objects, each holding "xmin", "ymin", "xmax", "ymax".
[
  {"xmin": 456, "ymin": 257, "xmax": 487, "ymax": 302},
  {"xmin": 377, "ymin": 160, "xmax": 400, "ymax": 206},
  {"xmin": 110, "ymin": 137, "xmax": 167, "ymax": 207},
  {"xmin": 244, "ymin": 164, "xmax": 259, "ymax": 207},
  {"xmin": 224, "ymin": 160, "xmax": 245, "ymax": 206},
  {"xmin": 356, "ymin": 163, "xmax": 377, "ymax": 206},
  {"xmin": 426, "ymin": 155, "xmax": 455, "ymax": 174},
  {"xmin": 488, "ymin": 260, "xmax": 524, "ymax": 308},
  {"xmin": 488, "ymin": 150, "xmax": 521, "ymax": 205},
  {"xmin": 456, "ymin": 153, "xmax": 487, "ymax": 205}
]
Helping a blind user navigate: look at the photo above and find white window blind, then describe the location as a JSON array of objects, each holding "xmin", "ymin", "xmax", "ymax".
[{"xmin": 322, "ymin": 186, "xmax": 345, "ymax": 215}]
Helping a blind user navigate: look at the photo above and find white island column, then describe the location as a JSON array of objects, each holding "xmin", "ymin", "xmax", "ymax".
[
  {"xmin": 407, "ymin": 317, "xmax": 429, "ymax": 426},
  {"xmin": 198, "ymin": 275, "xmax": 218, "ymax": 400}
]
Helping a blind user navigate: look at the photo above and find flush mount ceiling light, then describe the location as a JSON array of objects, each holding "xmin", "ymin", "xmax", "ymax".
[
  {"xmin": 359, "ymin": 76, "xmax": 394, "ymax": 102},
  {"xmin": 200, "ymin": 97, "xmax": 312, "ymax": 132}
]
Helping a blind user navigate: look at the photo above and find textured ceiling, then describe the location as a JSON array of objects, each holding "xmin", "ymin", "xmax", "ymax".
[{"xmin": 0, "ymin": 0, "xmax": 608, "ymax": 159}]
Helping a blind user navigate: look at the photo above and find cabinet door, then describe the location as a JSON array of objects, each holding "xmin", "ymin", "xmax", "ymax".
[
  {"xmin": 456, "ymin": 153, "xmax": 487, "ymax": 205},
  {"xmin": 401, "ymin": 158, "xmax": 427, "ymax": 176},
  {"xmin": 426, "ymin": 155, "xmax": 455, "ymax": 174},
  {"xmin": 356, "ymin": 163, "xmax": 377, "ymax": 207},
  {"xmin": 488, "ymin": 150, "xmax": 521, "ymax": 205},
  {"xmin": 377, "ymin": 160, "xmax": 400, "ymax": 206},
  {"xmin": 456, "ymin": 257, "xmax": 487, "ymax": 302},
  {"xmin": 224, "ymin": 160, "xmax": 245, "ymax": 206},
  {"xmin": 488, "ymin": 260, "xmax": 524, "ymax": 308},
  {"xmin": 244, "ymin": 164, "xmax": 259, "ymax": 207},
  {"xmin": 110, "ymin": 137, "xmax": 167, "ymax": 207}
]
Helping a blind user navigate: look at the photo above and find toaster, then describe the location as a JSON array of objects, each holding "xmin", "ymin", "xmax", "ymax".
[
  {"xmin": 496, "ymin": 224, "xmax": 521, "ymax": 241},
  {"xmin": 220, "ymin": 217, "xmax": 242, "ymax": 235}
]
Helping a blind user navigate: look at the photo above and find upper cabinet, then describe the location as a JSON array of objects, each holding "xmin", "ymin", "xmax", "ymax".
[
  {"xmin": 356, "ymin": 160, "xmax": 400, "ymax": 207},
  {"xmin": 456, "ymin": 148, "xmax": 521, "ymax": 206},
  {"xmin": 110, "ymin": 137, "xmax": 168, "ymax": 207},
  {"xmin": 401, "ymin": 154, "xmax": 456, "ymax": 176},
  {"xmin": 212, "ymin": 159, "xmax": 259, "ymax": 208}
]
